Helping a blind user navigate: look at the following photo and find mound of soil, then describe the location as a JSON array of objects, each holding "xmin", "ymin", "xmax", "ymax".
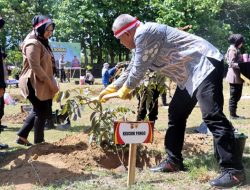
[
  {"xmin": 183, "ymin": 134, "xmax": 212, "ymax": 156},
  {"xmin": 0, "ymin": 132, "xmax": 213, "ymax": 190},
  {"xmin": 2, "ymin": 112, "xmax": 28, "ymax": 124}
]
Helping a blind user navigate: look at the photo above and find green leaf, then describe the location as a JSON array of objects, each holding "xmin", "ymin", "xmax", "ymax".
[
  {"xmin": 71, "ymin": 113, "xmax": 77, "ymax": 121},
  {"xmin": 64, "ymin": 90, "xmax": 70, "ymax": 99},
  {"xmin": 77, "ymin": 107, "xmax": 81, "ymax": 118},
  {"xmin": 60, "ymin": 103, "xmax": 69, "ymax": 115},
  {"xmin": 90, "ymin": 111, "xmax": 97, "ymax": 121},
  {"xmin": 53, "ymin": 91, "xmax": 63, "ymax": 103}
]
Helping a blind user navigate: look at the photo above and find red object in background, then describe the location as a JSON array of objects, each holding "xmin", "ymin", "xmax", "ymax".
[{"xmin": 242, "ymin": 53, "xmax": 249, "ymax": 62}]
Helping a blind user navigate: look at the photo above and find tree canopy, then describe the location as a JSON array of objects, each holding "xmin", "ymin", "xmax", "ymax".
[{"xmin": 0, "ymin": 0, "xmax": 250, "ymax": 68}]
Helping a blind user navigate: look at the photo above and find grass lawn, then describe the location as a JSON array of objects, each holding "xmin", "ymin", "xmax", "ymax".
[{"xmin": 0, "ymin": 78, "xmax": 249, "ymax": 190}]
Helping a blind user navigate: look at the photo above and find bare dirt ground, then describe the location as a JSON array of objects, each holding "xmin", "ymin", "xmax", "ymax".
[
  {"xmin": 0, "ymin": 127, "xmax": 213, "ymax": 190},
  {"xmin": 0, "ymin": 87, "xmax": 216, "ymax": 189},
  {"xmin": 2, "ymin": 112, "xmax": 28, "ymax": 124}
]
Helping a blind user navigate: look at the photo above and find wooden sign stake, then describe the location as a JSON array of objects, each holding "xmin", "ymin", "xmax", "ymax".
[
  {"xmin": 112, "ymin": 120, "xmax": 153, "ymax": 187},
  {"xmin": 103, "ymin": 93, "xmax": 154, "ymax": 187},
  {"xmin": 127, "ymin": 143, "xmax": 137, "ymax": 187}
]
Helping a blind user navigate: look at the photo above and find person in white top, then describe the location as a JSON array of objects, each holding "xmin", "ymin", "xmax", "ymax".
[{"xmin": 59, "ymin": 54, "xmax": 66, "ymax": 82}]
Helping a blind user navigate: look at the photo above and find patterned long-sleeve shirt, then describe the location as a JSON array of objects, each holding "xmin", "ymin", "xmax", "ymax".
[{"xmin": 113, "ymin": 22, "xmax": 223, "ymax": 96}]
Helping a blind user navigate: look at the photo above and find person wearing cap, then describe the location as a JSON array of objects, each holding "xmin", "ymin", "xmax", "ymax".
[
  {"xmin": 17, "ymin": 15, "xmax": 59, "ymax": 146},
  {"xmin": 101, "ymin": 62, "xmax": 117, "ymax": 87},
  {"xmin": 98, "ymin": 14, "xmax": 246, "ymax": 188},
  {"xmin": 225, "ymin": 34, "xmax": 245, "ymax": 119}
]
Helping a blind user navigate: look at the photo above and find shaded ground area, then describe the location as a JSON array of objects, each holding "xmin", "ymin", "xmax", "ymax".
[{"xmin": 0, "ymin": 131, "xmax": 213, "ymax": 190}]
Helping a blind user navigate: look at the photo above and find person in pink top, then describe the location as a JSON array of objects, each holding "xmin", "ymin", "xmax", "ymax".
[{"xmin": 71, "ymin": 56, "xmax": 80, "ymax": 67}]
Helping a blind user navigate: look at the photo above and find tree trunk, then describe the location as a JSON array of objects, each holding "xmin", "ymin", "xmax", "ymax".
[
  {"xmin": 97, "ymin": 39, "xmax": 103, "ymax": 64},
  {"xmin": 126, "ymin": 49, "xmax": 130, "ymax": 61},
  {"xmin": 81, "ymin": 41, "xmax": 88, "ymax": 65},
  {"xmin": 109, "ymin": 48, "xmax": 115, "ymax": 64},
  {"xmin": 89, "ymin": 36, "xmax": 94, "ymax": 65},
  {"xmin": 118, "ymin": 45, "xmax": 122, "ymax": 62},
  {"xmin": 90, "ymin": 45, "xmax": 94, "ymax": 65}
]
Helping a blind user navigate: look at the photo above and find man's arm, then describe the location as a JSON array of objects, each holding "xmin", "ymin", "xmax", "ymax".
[
  {"xmin": 98, "ymin": 56, "xmax": 134, "ymax": 101},
  {"xmin": 123, "ymin": 31, "xmax": 162, "ymax": 90},
  {"xmin": 112, "ymin": 57, "xmax": 134, "ymax": 89},
  {"xmin": 122, "ymin": 24, "xmax": 191, "ymax": 90}
]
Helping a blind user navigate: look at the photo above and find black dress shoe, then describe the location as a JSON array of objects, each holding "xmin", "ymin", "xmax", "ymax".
[
  {"xmin": 16, "ymin": 138, "xmax": 32, "ymax": 146},
  {"xmin": 150, "ymin": 159, "xmax": 185, "ymax": 172},
  {"xmin": 0, "ymin": 152, "xmax": 6, "ymax": 157},
  {"xmin": 34, "ymin": 140, "xmax": 45, "ymax": 144},
  {"xmin": 210, "ymin": 170, "xmax": 246, "ymax": 188},
  {"xmin": 0, "ymin": 125, "xmax": 7, "ymax": 129},
  {"xmin": 0, "ymin": 143, "xmax": 9, "ymax": 149}
]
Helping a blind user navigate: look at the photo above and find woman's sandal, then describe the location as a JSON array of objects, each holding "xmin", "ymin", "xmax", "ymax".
[{"xmin": 16, "ymin": 138, "xmax": 33, "ymax": 146}]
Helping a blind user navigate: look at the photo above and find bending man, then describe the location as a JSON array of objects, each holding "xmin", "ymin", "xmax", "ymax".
[{"xmin": 98, "ymin": 14, "xmax": 245, "ymax": 189}]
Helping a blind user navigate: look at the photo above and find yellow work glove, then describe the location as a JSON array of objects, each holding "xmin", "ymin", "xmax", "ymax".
[
  {"xmin": 117, "ymin": 85, "xmax": 132, "ymax": 99},
  {"xmin": 98, "ymin": 84, "xmax": 117, "ymax": 100}
]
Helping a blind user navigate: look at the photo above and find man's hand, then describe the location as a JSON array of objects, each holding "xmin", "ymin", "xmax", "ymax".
[
  {"xmin": 117, "ymin": 85, "xmax": 132, "ymax": 99},
  {"xmin": 98, "ymin": 84, "xmax": 117, "ymax": 100},
  {"xmin": 0, "ymin": 88, "xmax": 4, "ymax": 98},
  {"xmin": 100, "ymin": 92, "xmax": 120, "ymax": 103}
]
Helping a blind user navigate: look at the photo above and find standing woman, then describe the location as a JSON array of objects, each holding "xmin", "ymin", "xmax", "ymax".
[
  {"xmin": 225, "ymin": 34, "xmax": 245, "ymax": 119},
  {"xmin": 17, "ymin": 15, "xmax": 59, "ymax": 145}
]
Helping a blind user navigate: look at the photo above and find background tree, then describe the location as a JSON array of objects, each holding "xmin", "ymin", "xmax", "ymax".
[
  {"xmin": 151, "ymin": 0, "xmax": 231, "ymax": 51},
  {"xmin": 219, "ymin": 0, "xmax": 250, "ymax": 52},
  {"xmin": 1, "ymin": 0, "xmax": 250, "ymax": 74},
  {"xmin": 0, "ymin": 0, "xmax": 56, "ymax": 67}
]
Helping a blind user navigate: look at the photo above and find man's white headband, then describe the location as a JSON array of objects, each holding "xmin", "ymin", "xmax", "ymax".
[{"xmin": 114, "ymin": 18, "xmax": 140, "ymax": 38}]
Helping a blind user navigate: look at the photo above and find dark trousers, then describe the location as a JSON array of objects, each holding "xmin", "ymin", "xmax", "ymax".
[
  {"xmin": 137, "ymin": 88, "xmax": 160, "ymax": 122},
  {"xmin": 229, "ymin": 83, "xmax": 243, "ymax": 116},
  {"xmin": 0, "ymin": 96, "xmax": 4, "ymax": 130},
  {"xmin": 0, "ymin": 96, "xmax": 4, "ymax": 120},
  {"xmin": 85, "ymin": 80, "xmax": 93, "ymax": 85},
  {"xmin": 44, "ymin": 99, "xmax": 54, "ymax": 129},
  {"xmin": 165, "ymin": 58, "xmax": 243, "ymax": 170},
  {"xmin": 60, "ymin": 68, "xmax": 66, "ymax": 82},
  {"xmin": 17, "ymin": 80, "xmax": 51, "ymax": 143},
  {"xmin": 161, "ymin": 91, "xmax": 167, "ymax": 106}
]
